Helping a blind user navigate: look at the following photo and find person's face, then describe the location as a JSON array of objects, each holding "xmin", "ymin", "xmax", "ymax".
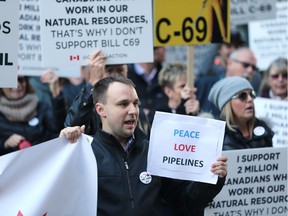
[
  {"xmin": 104, "ymin": 64, "xmax": 128, "ymax": 78},
  {"xmin": 219, "ymin": 44, "xmax": 236, "ymax": 62},
  {"xmin": 166, "ymin": 75, "xmax": 187, "ymax": 104},
  {"xmin": 227, "ymin": 49, "xmax": 257, "ymax": 81},
  {"xmin": 268, "ymin": 65, "xmax": 288, "ymax": 99},
  {"xmin": 97, "ymin": 82, "xmax": 139, "ymax": 143},
  {"xmin": 154, "ymin": 47, "xmax": 166, "ymax": 63},
  {"xmin": 2, "ymin": 77, "xmax": 27, "ymax": 100},
  {"xmin": 230, "ymin": 90, "xmax": 255, "ymax": 123}
]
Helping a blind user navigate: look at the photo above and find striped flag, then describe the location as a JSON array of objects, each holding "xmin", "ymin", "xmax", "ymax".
[{"xmin": 0, "ymin": 135, "xmax": 97, "ymax": 216}]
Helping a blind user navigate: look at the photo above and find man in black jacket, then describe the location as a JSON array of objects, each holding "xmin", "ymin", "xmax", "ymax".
[
  {"xmin": 60, "ymin": 76, "xmax": 228, "ymax": 216},
  {"xmin": 64, "ymin": 50, "xmax": 151, "ymax": 137}
]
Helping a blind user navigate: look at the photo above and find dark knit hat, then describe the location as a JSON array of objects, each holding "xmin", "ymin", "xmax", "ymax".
[{"xmin": 208, "ymin": 76, "xmax": 253, "ymax": 110}]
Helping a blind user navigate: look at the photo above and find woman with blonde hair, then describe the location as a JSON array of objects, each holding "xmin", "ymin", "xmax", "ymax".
[{"xmin": 208, "ymin": 76, "xmax": 274, "ymax": 150}]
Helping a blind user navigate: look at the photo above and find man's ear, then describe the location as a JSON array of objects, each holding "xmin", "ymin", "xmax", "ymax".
[{"xmin": 95, "ymin": 103, "xmax": 106, "ymax": 117}]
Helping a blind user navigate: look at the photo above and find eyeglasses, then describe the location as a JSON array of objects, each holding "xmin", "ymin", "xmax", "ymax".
[
  {"xmin": 270, "ymin": 73, "xmax": 288, "ymax": 80},
  {"xmin": 232, "ymin": 59, "xmax": 259, "ymax": 72},
  {"xmin": 231, "ymin": 91, "xmax": 256, "ymax": 101}
]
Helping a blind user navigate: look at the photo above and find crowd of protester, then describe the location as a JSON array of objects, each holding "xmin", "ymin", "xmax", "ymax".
[{"xmin": 0, "ymin": 29, "xmax": 287, "ymax": 215}]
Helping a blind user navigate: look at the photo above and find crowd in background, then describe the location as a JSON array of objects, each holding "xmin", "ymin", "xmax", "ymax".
[
  {"xmin": 0, "ymin": 28, "xmax": 287, "ymax": 215},
  {"xmin": 0, "ymin": 30, "xmax": 287, "ymax": 155}
]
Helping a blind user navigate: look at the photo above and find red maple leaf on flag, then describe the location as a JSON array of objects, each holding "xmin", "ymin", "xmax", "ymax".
[{"xmin": 70, "ymin": 55, "xmax": 80, "ymax": 61}]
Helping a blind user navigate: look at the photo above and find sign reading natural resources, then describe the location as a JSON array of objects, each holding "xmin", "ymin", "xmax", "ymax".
[
  {"xmin": 254, "ymin": 97, "xmax": 288, "ymax": 148},
  {"xmin": 39, "ymin": 0, "xmax": 153, "ymax": 67},
  {"xmin": 205, "ymin": 147, "xmax": 288, "ymax": 216},
  {"xmin": 147, "ymin": 112, "xmax": 226, "ymax": 184},
  {"xmin": 0, "ymin": 0, "xmax": 20, "ymax": 88},
  {"xmin": 154, "ymin": 0, "xmax": 230, "ymax": 46}
]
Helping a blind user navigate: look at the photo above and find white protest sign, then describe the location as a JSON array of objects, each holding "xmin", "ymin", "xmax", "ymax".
[
  {"xmin": 0, "ymin": 134, "xmax": 97, "ymax": 216},
  {"xmin": 0, "ymin": 0, "xmax": 19, "ymax": 88},
  {"xmin": 39, "ymin": 0, "xmax": 153, "ymax": 67},
  {"xmin": 254, "ymin": 97, "xmax": 288, "ymax": 148},
  {"xmin": 230, "ymin": 0, "xmax": 276, "ymax": 25},
  {"xmin": 249, "ymin": 2, "xmax": 288, "ymax": 71},
  {"xmin": 205, "ymin": 147, "xmax": 288, "ymax": 216},
  {"xmin": 147, "ymin": 111, "xmax": 226, "ymax": 184},
  {"xmin": 18, "ymin": 0, "xmax": 42, "ymax": 71},
  {"xmin": 18, "ymin": 0, "xmax": 82, "ymax": 77}
]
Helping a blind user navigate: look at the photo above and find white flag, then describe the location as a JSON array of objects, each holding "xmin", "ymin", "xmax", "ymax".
[{"xmin": 0, "ymin": 134, "xmax": 97, "ymax": 216}]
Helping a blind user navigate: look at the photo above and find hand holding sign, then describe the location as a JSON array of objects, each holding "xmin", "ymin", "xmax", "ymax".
[
  {"xmin": 211, "ymin": 156, "xmax": 228, "ymax": 178},
  {"xmin": 148, "ymin": 111, "xmax": 226, "ymax": 184},
  {"xmin": 87, "ymin": 50, "xmax": 108, "ymax": 85}
]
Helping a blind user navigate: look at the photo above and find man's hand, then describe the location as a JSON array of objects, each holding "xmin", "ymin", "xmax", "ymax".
[
  {"xmin": 211, "ymin": 156, "xmax": 228, "ymax": 178},
  {"xmin": 88, "ymin": 50, "xmax": 108, "ymax": 86},
  {"xmin": 40, "ymin": 70, "xmax": 61, "ymax": 97},
  {"xmin": 184, "ymin": 99, "xmax": 200, "ymax": 116},
  {"xmin": 59, "ymin": 125, "xmax": 85, "ymax": 143}
]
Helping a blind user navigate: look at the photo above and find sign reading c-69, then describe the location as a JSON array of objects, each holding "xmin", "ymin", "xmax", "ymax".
[{"xmin": 154, "ymin": 0, "xmax": 230, "ymax": 46}]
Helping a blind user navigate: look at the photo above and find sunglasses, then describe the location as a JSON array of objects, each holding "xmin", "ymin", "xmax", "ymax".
[
  {"xmin": 232, "ymin": 59, "xmax": 259, "ymax": 72},
  {"xmin": 231, "ymin": 91, "xmax": 256, "ymax": 101},
  {"xmin": 270, "ymin": 73, "xmax": 288, "ymax": 80}
]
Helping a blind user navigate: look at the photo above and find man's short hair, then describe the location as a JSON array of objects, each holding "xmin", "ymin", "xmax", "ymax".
[{"xmin": 92, "ymin": 76, "xmax": 135, "ymax": 105}]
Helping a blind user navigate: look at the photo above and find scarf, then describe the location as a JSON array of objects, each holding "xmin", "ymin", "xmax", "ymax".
[{"xmin": 0, "ymin": 94, "xmax": 38, "ymax": 122}]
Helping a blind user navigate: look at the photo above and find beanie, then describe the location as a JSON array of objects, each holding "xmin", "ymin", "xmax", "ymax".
[{"xmin": 208, "ymin": 76, "xmax": 253, "ymax": 110}]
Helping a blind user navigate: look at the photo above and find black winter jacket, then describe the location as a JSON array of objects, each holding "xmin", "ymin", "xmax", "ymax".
[
  {"xmin": 0, "ymin": 102, "xmax": 59, "ymax": 156},
  {"xmin": 223, "ymin": 118, "xmax": 274, "ymax": 150},
  {"xmin": 92, "ymin": 127, "xmax": 226, "ymax": 216}
]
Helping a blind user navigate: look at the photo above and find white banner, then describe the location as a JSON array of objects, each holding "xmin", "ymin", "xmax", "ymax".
[
  {"xmin": 0, "ymin": 0, "xmax": 19, "ymax": 88},
  {"xmin": 39, "ymin": 0, "xmax": 153, "ymax": 67},
  {"xmin": 254, "ymin": 97, "xmax": 288, "ymax": 148},
  {"xmin": 205, "ymin": 147, "xmax": 288, "ymax": 216},
  {"xmin": 0, "ymin": 135, "xmax": 97, "ymax": 216},
  {"xmin": 147, "ymin": 112, "xmax": 225, "ymax": 184}
]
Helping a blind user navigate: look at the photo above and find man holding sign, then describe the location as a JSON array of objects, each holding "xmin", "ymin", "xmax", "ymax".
[{"xmin": 60, "ymin": 76, "xmax": 227, "ymax": 215}]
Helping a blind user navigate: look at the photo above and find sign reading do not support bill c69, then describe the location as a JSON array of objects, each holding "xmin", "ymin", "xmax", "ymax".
[
  {"xmin": 154, "ymin": 0, "xmax": 230, "ymax": 46},
  {"xmin": 39, "ymin": 0, "xmax": 153, "ymax": 66}
]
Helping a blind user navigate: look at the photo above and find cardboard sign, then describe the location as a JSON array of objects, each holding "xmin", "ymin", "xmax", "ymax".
[
  {"xmin": 147, "ymin": 112, "xmax": 225, "ymax": 184},
  {"xmin": 205, "ymin": 147, "xmax": 288, "ymax": 216},
  {"xmin": 39, "ymin": 0, "xmax": 153, "ymax": 66},
  {"xmin": 231, "ymin": 0, "xmax": 276, "ymax": 25},
  {"xmin": 0, "ymin": 0, "xmax": 19, "ymax": 87},
  {"xmin": 154, "ymin": 0, "xmax": 230, "ymax": 46},
  {"xmin": 249, "ymin": 2, "xmax": 288, "ymax": 71},
  {"xmin": 254, "ymin": 97, "xmax": 288, "ymax": 148}
]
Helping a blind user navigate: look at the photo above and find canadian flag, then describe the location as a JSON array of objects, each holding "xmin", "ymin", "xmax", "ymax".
[
  {"xmin": 69, "ymin": 55, "xmax": 80, "ymax": 61},
  {"xmin": 0, "ymin": 135, "xmax": 97, "ymax": 215}
]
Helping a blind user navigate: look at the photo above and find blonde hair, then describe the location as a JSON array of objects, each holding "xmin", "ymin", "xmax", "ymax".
[
  {"xmin": 220, "ymin": 101, "xmax": 255, "ymax": 139},
  {"xmin": 158, "ymin": 62, "xmax": 186, "ymax": 90}
]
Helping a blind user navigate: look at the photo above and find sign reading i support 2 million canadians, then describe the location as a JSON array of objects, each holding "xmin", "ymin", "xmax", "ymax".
[{"xmin": 39, "ymin": 0, "xmax": 153, "ymax": 67}]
